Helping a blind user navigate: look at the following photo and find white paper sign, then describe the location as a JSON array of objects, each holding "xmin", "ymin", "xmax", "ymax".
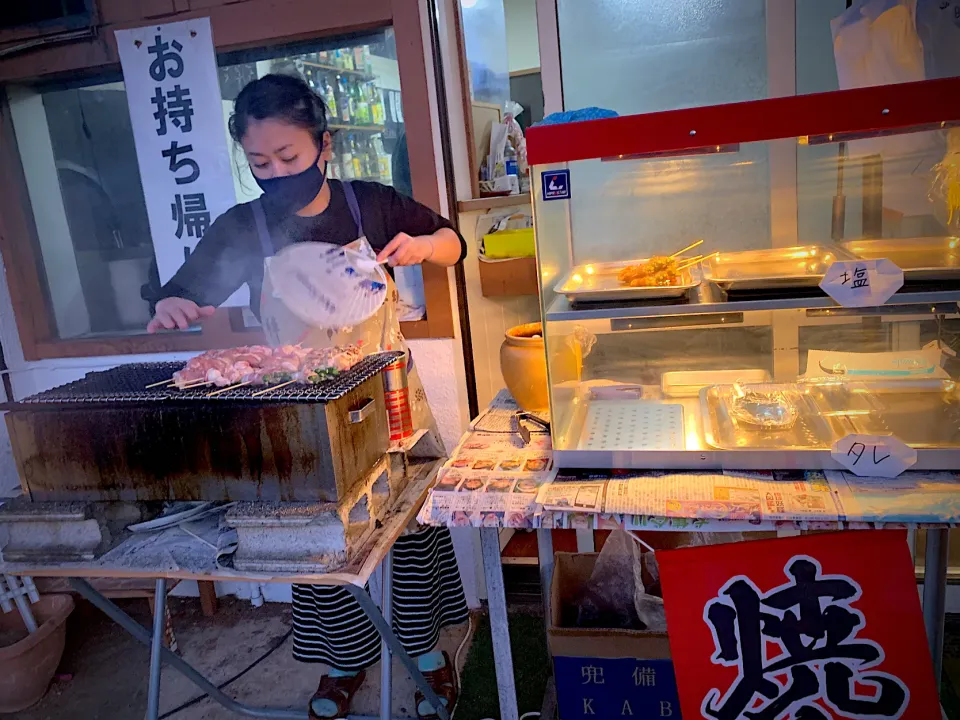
[
  {"xmin": 116, "ymin": 19, "xmax": 247, "ymax": 306},
  {"xmin": 820, "ymin": 259, "xmax": 903, "ymax": 308},
  {"xmin": 831, "ymin": 434, "xmax": 917, "ymax": 478}
]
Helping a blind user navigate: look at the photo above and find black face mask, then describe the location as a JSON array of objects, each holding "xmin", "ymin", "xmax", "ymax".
[{"xmin": 255, "ymin": 153, "xmax": 327, "ymax": 216}]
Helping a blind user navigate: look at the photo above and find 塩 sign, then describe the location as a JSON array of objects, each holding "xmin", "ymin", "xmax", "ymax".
[
  {"xmin": 820, "ymin": 259, "xmax": 903, "ymax": 308},
  {"xmin": 116, "ymin": 19, "xmax": 246, "ymax": 306},
  {"xmin": 658, "ymin": 530, "xmax": 940, "ymax": 719},
  {"xmin": 831, "ymin": 433, "xmax": 917, "ymax": 478}
]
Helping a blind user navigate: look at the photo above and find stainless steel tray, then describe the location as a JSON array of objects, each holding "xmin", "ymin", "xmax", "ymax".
[
  {"xmin": 840, "ymin": 238, "xmax": 960, "ymax": 282},
  {"xmin": 554, "ymin": 260, "xmax": 700, "ymax": 303},
  {"xmin": 700, "ymin": 384, "xmax": 834, "ymax": 450},
  {"xmin": 805, "ymin": 379, "xmax": 960, "ymax": 449},
  {"xmin": 701, "ymin": 245, "xmax": 854, "ymax": 290}
]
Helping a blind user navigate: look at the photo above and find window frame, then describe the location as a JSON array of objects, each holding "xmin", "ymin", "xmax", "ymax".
[{"xmin": 0, "ymin": 0, "xmax": 455, "ymax": 360}]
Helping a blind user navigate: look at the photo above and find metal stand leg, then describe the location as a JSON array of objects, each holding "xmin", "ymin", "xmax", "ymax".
[
  {"xmin": 147, "ymin": 578, "xmax": 167, "ymax": 720},
  {"xmin": 380, "ymin": 551, "xmax": 393, "ymax": 720},
  {"xmin": 68, "ymin": 579, "xmax": 304, "ymax": 720},
  {"xmin": 537, "ymin": 529, "xmax": 554, "ymax": 627},
  {"xmin": 480, "ymin": 527, "xmax": 519, "ymax": 720},
  {"xmin": 923, "ymin": 529, "xmax": 949, "ymax": 687},
  {"xmin": 343, "ymin": 582, "xmax": 449, "ymax": 720}
]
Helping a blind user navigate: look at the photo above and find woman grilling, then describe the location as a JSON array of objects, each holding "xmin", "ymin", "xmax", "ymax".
[{"xmin": 146, "ymin": 74, "xmax": 468, "ymax": 720}]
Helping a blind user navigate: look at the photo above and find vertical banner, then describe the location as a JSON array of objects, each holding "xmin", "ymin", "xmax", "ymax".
[
  {"xmin": 658, "ymin": 530, "xmax": 940, "ymax": 719},
  {"xmin": 116, "ymin": 18, "xmax": 247, "ymax": 306}
]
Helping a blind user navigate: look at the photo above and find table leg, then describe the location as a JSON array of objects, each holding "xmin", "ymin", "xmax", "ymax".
[
  {"xmin": 480, "ymin": 527, "xmax": 519, "ymax": 720},
  {"xmin": 147, "ymin": 578, "xmax": 167, "ymax": 720},
  {"xmin": 923, "ymin": 528, "xmax": 949, "ymax": 687},
  {"xmin": 68, "ymin": 578, "xmax": 304, "ymax": 719},
  {"xmin": 380, "ymin": 550, "xmax": 393, "ymax": 720},
  {"xmin": 537, "ymin": 528, "xmax": 554, "ymax": 626},
  {"xmin": 342, "ymin": 583, "xmax": 449, "ymax": 720}
]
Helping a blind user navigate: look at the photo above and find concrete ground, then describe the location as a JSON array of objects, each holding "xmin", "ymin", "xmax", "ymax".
[{"xmin": 3, "ymin": 595, "xmax": 471, "ymax": 720}]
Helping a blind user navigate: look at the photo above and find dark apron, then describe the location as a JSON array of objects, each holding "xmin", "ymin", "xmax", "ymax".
[{"xmin": 251, "ymin": 181, "xmax": 443, "ymax": 452}]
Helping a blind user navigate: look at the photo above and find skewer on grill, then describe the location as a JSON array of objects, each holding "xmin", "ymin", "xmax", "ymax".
[
  {"xmin": 146, "ymin": 378, "xmax": 175, "ymax": 389},
  {"xmin": 249, "ymin": 379, "xmax": 297, "ymax": 397},
  {"xmin": 669, "ymin": 239, "xmax": 703, "ymax": 258},
  {"xmin": 206, "ymin": 381, "xmax": 252, "ymax": 398}
]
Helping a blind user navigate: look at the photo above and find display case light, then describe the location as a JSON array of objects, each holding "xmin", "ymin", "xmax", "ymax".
[{"xmin": 601, "ymin": 143, "xmax": 740, "ymax": 162}]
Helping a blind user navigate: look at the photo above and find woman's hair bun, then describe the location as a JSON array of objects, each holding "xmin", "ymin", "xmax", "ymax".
[{"xmin": 229, "ymin": 73, "xmax": 328, "ymax": 146}]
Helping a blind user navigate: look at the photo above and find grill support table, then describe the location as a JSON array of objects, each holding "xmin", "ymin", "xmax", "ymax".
[{"xmin": 1, "ymin": 459, "xmax": 448, "ymax": 720}]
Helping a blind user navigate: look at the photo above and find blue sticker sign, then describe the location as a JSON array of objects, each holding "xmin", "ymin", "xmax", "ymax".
[{"xmin": 542, "ymin": 169, "xmax": 571, "ymax": 201}]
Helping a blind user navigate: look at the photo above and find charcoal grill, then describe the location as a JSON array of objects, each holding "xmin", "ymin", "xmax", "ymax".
[{"xmin": 4, "ymin": 352, "xmax": 403, "ymax": 503}]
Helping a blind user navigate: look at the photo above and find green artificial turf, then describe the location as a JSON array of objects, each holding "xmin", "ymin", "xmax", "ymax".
[{"xmin": 455, "ymin": 611, "xmax": 550, "ymax": 720}]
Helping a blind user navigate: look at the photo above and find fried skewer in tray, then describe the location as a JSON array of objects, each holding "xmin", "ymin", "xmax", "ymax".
[
  {"xmin": 616, "ymin": 239, "xmax": 705, "ymax": 288},
  {"xmin": 617, "ymin": 253, "xmax": 706, "ymax": 288}
]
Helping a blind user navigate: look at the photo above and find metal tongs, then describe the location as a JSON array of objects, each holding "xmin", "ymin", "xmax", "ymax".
[{"xmin": 513, "ymin": 411, "xmax": 550, "ymax": 445}]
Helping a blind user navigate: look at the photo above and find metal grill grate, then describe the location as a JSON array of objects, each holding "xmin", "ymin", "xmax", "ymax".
[{"xmin": 14, "ymin": 351, "xmax": 404, "ymax": 407}]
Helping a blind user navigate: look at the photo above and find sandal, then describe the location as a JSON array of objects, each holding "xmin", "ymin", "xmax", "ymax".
[
  {"xmin": 415, "ymin": 651, "xmax": 458, "ymax": 720},
  {"xmin": 308, "ymin": 670, "xmax": 366, "ymax": 720}
]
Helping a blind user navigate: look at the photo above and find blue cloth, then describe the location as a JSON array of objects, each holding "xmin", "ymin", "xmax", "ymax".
[{"xmin": 534, "ymin": 107, "xmax": 619, "ymax": 126}]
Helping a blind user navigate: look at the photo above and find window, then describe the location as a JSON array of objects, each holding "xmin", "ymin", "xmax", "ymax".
[{"xmin": 7, "ymin": 28, "xmax": 427, "ymax": 342}]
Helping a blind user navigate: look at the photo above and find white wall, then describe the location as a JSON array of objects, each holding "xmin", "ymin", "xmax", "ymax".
[{"xmin": 504, "ymin": 0, "xmax": 540, "ymax": 73}]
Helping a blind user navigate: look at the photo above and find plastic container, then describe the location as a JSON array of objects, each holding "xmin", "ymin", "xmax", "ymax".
[{"xmin": 482, "ymin": 228, "xmax": 536, "ymax": 259}]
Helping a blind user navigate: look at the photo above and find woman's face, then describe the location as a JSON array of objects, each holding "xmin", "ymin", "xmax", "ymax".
[{"xmin": 241, "ymin": 118, "xmax": 332, "ymax": 179}]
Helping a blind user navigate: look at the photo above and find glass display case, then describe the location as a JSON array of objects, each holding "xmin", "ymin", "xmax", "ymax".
[{"xmin": 525, "ymin": 77, "xmax": 960, "ymax": 470}]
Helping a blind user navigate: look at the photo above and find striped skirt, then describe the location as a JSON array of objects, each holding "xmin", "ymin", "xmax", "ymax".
[{"xmin": 292, "ymin": 526, "xmax": 469, "ymax": 669}]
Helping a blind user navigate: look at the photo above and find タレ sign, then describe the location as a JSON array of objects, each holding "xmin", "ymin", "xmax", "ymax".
[{"xmin": 658, "ymin": 530, "xmax": 940, "ymax": 719}]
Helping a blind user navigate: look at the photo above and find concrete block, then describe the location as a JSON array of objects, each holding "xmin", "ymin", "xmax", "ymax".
[
  {"xmin": 227, "ymin": 456, "xmax": 403, "ymax": 574},
  {"xmin": 0, "ymin": 500, "xmax": 106, "ymax": 561}
]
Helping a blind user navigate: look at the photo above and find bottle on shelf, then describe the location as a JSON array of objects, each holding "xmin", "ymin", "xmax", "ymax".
[
  {"xmin": 362, "ymin": 45, "xmax": 373, "ymax": 74},
  {"xmin": 356, "ymin": 84, "xmax": 371, "ymax": 125},
  {"xmin": 353, "ymin": 47, "xmax": 365, "ymax": 74},
  {"xmin": 366, "ymin": 138, "xmax": 380, "ymax": 179},
  {"xmin": 347, "ymin": 133, "xmax": 363, "ymax": 179},
  {"xmin": 348, "ymin": 84, "xmax": 359, "ymax": 125},
  {"xmin": 323, "ymin": 78, "xmax": 338, "ymax": 121},
  {"xmin": 370, "ymin": 85, "xmax": 385, "ymax": 126},
  {"xmin": 340, "ymin": 134, "xmax": 355, "ymax": 179},
  {"xmin": 337, "ymin": 76, "xmax": 352, "ymax": 125}
]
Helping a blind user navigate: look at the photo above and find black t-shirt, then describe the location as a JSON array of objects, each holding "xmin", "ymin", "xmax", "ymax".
[{"xmin": 150, "ymin": 180, "xmax": 466, "ymax": 318}]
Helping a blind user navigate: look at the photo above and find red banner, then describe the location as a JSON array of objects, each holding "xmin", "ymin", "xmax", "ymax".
[{"xmin": 658, "ymin": 530, "xmax": 940, "ymax": 719}]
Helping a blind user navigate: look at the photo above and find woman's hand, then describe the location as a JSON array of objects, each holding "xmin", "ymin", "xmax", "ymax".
[
  {"xmin": 376, "ymin": 228, "xmax": 463, "ymax": 267},
  {"xmin": 147, "ymin": 297, "xmax": 216, "ymax": 333},
  {"xmin": 376, "ymin": 232, "xmax": 434, "ymax": 267}
]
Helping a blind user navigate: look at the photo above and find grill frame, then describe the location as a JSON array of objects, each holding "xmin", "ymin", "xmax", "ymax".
[{"xmin": 7, "ymin": 351, "xmax": 404, "ymax": 408}]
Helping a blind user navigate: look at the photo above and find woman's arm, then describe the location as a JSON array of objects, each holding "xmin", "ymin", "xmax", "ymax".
[
  {"xmin": 376, "ymin": 227, "xmax": 462, "ymax": 267},
  {"xmin": 375, "ymin": 184, "xmax": 467, "ymax": 267},
  {"xmin": 145, "ymin": 206, "xmax": 256, "ymax": 331}
]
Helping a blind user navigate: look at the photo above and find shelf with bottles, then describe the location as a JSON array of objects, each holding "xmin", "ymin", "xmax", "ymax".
[
  {"xmin": 303, "ymin": 61, "xmax": 376, "ymax": 82},
  {"xmin": 306, "ymin": 47, "xmax": 376, "ymax": 77},
  {"xmin": 329, "ymin": 130, "xmax": 393, "ymax": 184},
  {"xmin": 303, "ymin": 64, "xmax": 387, "ymax": 129},
  {"xmin": 329, "ymin": 124, "xmax": 387, "ymax": 133}
]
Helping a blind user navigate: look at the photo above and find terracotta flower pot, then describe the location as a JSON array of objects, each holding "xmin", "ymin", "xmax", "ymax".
[
  {"xmin": 500, "ymin": 322, "xmax": 550, "ymax": 412},
  {"xmin": 0, "ymin": 594, "xmax": 75, "ymax": 712}
]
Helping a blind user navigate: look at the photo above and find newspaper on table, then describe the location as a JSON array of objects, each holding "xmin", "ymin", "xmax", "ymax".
[
  {"xmin": 536, "ymin": 470, "xmax": 843, "ymax": 524},
  {"xmin": 418, "ymin": 429, "xmax": 555, "ymax": 528}
]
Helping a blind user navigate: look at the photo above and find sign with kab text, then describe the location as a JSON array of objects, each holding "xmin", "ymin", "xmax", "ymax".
[
  {"xmin": 116, "ymin": 18, "xmax": 247, "ymax": 306},
  {"xmin": 658, "ymin": 530, "xmax": 940, "ymax": 719}
]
